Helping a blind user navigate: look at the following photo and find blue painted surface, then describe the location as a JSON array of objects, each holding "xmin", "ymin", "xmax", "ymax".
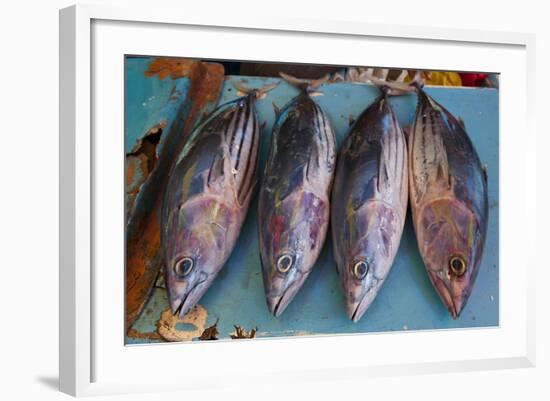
[
  {"xmin": 125, "ymin": 62, "xmax": 499, "ymax": 343},
  {"xmin": 125, "ymin": 57, "xmax": 191, "ymax": 155}
]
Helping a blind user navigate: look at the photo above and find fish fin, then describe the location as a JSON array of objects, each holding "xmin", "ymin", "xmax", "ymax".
[
  {"xmin": 233, "ymin": 81, "xmax": 279, "ymax": 99},
  {"xmin": 207, "ymin": 153, "xmax": 226, "ymax": 187},
  {"xmin": 458, "ymin": 117, "xmax": 466, "ymax": 130},
  {"xmin": 279, "ymin": 72, "xmax": 329, "ymax": 93},
  {"xmin": 255, "ymin": 83, "xmax": 279, "ymax": 99},
  {"xmin": 233, "ymin": 82, "xmax": 248, "ymax": 98},
  {"xmin": 432, "ymin": 128, "xmax": 450, "ymax": 188},
  {"xmin": 377, "ymin": 150, "xmax": 390, "ymax": 193},
  {"xmin": 357, "ymin": 70, "xmax": 416, "ymax": 96},
  {"xmin": 272, "ymin": 102, "xmax": 281, "ymax": 119},
  {"xmin": 436, "ymin": 160, "xmax": 451, "ymax": 189},
  {"xmin": 482, "ymin": 163, "xmax": 489, "ymax": 183},
  {"xmin": 304, "ymin": 143, "xmax": 323, "ymax": 183}
]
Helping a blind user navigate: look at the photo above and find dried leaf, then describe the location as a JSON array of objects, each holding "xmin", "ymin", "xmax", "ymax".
[
  {"xmin": 199, "ymin": 318, "xmax": 220, "ymax": 340},
  {"xmin": 230, "ymin": 325, "xmax": 257, "ymax": 339}
]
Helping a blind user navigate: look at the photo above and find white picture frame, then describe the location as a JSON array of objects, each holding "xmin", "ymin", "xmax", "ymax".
[{"xmin": 59, "ymin": 3, "xmax": 536, "ymax": 396}]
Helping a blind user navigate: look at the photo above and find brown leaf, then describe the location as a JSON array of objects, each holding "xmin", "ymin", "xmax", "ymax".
[
  {"xmin": 230, "ymin": 325, "xmax": 257, "ymax": 339},
  {"xmin": 199, "ymin": 318, "xmax": 219, "ymax": 340}
]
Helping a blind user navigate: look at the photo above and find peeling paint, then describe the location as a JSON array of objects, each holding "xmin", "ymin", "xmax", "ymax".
[
  {"xmin": 125, "ymin": 60, "xmax": 225, "ymax": 332},
  {"xmin": 125, "ymin": 124, "xmax": 164, "ymax": 223},
  {"xmin": 145, "ymin": 58, "xmax": 201, "ymax": 80},
  {"xmin": 156, "ymin": 304, "xmax": 208, "ymax": 342}
]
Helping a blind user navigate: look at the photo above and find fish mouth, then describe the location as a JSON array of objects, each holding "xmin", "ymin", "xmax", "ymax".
[
  {"xmin": 266, "ymin": 273, "xmax": 305, "ymax": 317},
  {"xmin": 349, "ymin": 297, "xmax": 367, "ymax": 323},
  {"xmin": 271, "ymin": 291, "xmax": 289, "ymax": 317},
  {"xmin": 448, "ymin": 297, "xmax": 464, "ymax": 320},
  {"xmin": 347, "ymin": 289, "xmax": 377, "ymax": 323},
  {"xmin": 351, "ymin": 304, "xmax": 361, "ymax": 323},
  {"xmin": 269, "ymin": 285, "xmax": 298, "ymax": 317},
  {"xmin": 171, "ymin": 280, "xmax": 204, "ymax": 318},
  {"xmin": 448, "ymin": 303, "xmax": 458, "ymax": 320},
  {"xmin": 272, "ymin": 297, "xmax": 285, "ymax": 318},
  {"xmin": 431, "ymin": 273, "xmax": 462, "ymax": 319}
]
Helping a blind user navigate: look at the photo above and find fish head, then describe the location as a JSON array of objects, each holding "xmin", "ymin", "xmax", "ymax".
[
  {"xmin": 163, "ymin": 198, "xmax": 232, "ymax": 318},
  {"xmin": 260, "ymin": 191, "xmax": 328, "ymax": 317},
  {"xmin": 340, "ymin": 202, "xmax": 400, "ymax": 322},
  {"xmin": 418, "ymin": 198, "xmax": 485, "ymax": 319}
]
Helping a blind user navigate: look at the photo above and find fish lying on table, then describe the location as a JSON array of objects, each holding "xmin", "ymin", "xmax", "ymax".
[
  {"xmin": 258, "ymin": 73, "xmax": 336, "ymax": 317},
  {"xmin": 331, "ymin": 87, "xmax": 408, "ymax": 322},
  {"xmin": 408, "ymin": 84, "xmax": 488, "ymax": 319},
  {"xmin": 161, "ymin": 83, "xmax": 275, "ymax": 318}
]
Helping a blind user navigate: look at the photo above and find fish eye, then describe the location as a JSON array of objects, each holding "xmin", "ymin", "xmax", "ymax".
[
  {"xmin": 276, "ymin": 254, "xmax": 293, "ymax": 273},
  {"xmin": 353, "ymin": 260, "xmax": 369, "ymax": 280},
  {"xmin": 174, "ymin": 257, "xmax": 194, "ymax": 278},
  {"xmin": 449, "ymin": 255, "xmax": 467, "ymax": 276}
]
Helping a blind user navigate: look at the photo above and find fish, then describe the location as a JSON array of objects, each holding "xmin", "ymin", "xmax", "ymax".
[
  {"xmin": 125, "ymin": 61, "xmax": 225, "ymax": 330},
  {"xmin": 408, "ymin": 85, "xmax": 488, "ymax": 319},
  {"xmin": 161, "ymin": 84, "xmax": 274, "ymax": 318},
  {"xmin": 258, "ymin": 74, "xmax": 336, "ymax": 317},
  {"xmin": 331, "ymin": 88, "xmax": 408, "ymax": 322}
]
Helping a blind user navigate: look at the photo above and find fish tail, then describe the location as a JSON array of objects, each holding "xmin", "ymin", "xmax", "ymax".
[
  {"xmin": 410, "ymin": 74, "xmax": 433, "ymax": 105},
  {"xmin": 360, "ymin": 70, "xmax": 420, "ymax": 96},
  {"xmin": 233, "ymin": 81, "xmax": 279, "ymax": 100},
  {"xmin": 377, "ymin": 85, "xmax": 392, "ymax": 98},
  {"xmin": 279, "ymin": 72, "xmax": 329, "ymax": 94}
]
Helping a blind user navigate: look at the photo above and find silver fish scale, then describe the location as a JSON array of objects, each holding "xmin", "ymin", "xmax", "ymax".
[
  {"xmin": 411, "ymin": 105, "xmax": 450, "ymax": 203},
  {"xmin": 331, "ymin": 94, "xmax": 408, "ymax": 322}
]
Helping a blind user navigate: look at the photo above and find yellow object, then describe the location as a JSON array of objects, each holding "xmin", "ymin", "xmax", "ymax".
[{"xmin": 406, "ymin": 71, "xmax": 462, "ymax": 87}]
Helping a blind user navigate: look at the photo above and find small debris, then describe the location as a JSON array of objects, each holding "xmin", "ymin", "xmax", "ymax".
[
  {"xmin": 156, "ymin": 304, "xmax": 208, "ymax": 342},
  {"xmin": 153, "ymin": 266, "xmax": 166, "ymax": 289},
  {"xmin": 230, "ymin": 325, "xmax": 257, "ymax": 339},
  {"xmin": 490, "ymin": 295, "xmax": 494, "ymax": 302},
  {"xmin": 199, "ymin": 318, "xmax": 220, "ymax": 341}
]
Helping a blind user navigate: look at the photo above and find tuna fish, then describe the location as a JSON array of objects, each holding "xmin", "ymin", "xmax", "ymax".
[
  {"xmin": 258, "ymin": 74, "xmax": 336, "ymax": 317},
  {"xmin": 161, "ymin": 86, "xmax": 273, "ymax": 318},
  {"xmin": 331, "ymin": 89, "xmax": 408, "ymax": 322},
  {"xmin": 408, "ymin": 86, "xmax": 488, "ymax": 319}
]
